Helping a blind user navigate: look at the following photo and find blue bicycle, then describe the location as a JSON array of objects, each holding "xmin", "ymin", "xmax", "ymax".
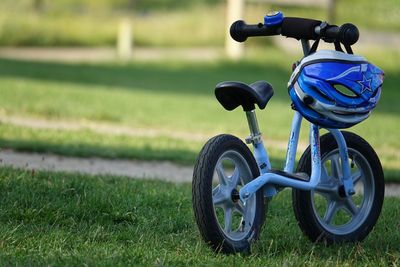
[{"xmin": 192, "ymin": 12, "xmax": 385, "ymax": 254}]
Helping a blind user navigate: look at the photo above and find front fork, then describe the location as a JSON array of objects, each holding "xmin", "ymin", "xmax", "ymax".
[{"xmin": 242, "ymin": 109, "xmax": 355, "ymax": 202}]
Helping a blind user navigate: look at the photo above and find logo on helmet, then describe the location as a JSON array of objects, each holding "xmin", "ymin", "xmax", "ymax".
[{"xmin": 358, "ymin": 73, "xmax": 372, "ymax": 94}]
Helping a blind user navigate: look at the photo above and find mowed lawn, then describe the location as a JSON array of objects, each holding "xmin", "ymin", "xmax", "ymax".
[
  {"xmin": 0, "ymin": 167, "xmax": 398, "ymax": 266},
  {"xmin": 0, "ymin": 48, "xmax": 399, "ymax": 181}
]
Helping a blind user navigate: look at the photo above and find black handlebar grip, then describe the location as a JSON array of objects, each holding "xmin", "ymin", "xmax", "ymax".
[
  {"xmin": 230, "ymin": 20, "xmax": 249, "ymax": 42},
  {"xmin": 230, "ymin": 20, "xmax": 280, "ymax": 42},
  {"xmin": 338, "ymin": 23, "xmax": 359, "ymax": 46},
  {"xmin": 324, "ymin": 23, "xmax": 359, "ymax": 46},
  {"xmin": 281, "ymin": 17, "xmax": 322, "ymax": 40}
]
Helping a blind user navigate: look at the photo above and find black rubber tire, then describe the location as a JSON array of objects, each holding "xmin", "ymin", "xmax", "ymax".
[
  {"xmin": 192, "ymin": 134, "xmax": 266, "ymax": 254},
  {"xmin": 292, "ymin": 131, "xmax": 384, "ymax": 244}
]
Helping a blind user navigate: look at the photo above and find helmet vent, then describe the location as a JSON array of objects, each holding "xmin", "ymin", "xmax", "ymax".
[
  {"xmin": 303, "ymin": 95, "xmax": 314, "ymax": 105},
  {"xmin": 334, "ymin": 84, "xmax": 357, "ymax": 98}
]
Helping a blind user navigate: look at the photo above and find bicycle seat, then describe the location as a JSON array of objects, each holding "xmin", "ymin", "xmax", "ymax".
[{"xmin": 215, "ymin": 81, "xmax": 274, "ymax": 111}]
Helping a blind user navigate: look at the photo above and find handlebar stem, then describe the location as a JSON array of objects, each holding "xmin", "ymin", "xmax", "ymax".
[{"xmin": 301, "ymin": 39, "xmax": 311, "ymax": 56}]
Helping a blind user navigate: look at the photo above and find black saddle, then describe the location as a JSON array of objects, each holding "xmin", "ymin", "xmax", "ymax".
[{"xmin": 215, "ymin": 81, "xmax": 274, "ymax": 111}]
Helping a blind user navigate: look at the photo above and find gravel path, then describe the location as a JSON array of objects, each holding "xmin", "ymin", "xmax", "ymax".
[
  {"xmin": 0, "ymin": 47, "xmax": 223, "ymax": 63},
  {"xmin": 0, "ymin": 150, "xmax": 193, "ymax": 183},
  {"xmin": 0, "ymin": 150, "xmax": 398, "ymax": 197}
]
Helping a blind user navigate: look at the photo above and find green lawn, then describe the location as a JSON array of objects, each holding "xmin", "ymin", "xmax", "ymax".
[
  {"xmin": 0, "ymin": 167, "xmax": 398, "ymax": 265},
  {"xmin": 0, "ymin": 48, "xmax": 399, "ymax": 181}
]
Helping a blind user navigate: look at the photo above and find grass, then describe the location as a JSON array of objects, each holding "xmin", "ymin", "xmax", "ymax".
[
  {"xmin": 0, "ymin": 48, "xmax": 399, "ymax": 181},
  {"xmin": 0, "ymin": 1, "xmax": 399, "ymax": 47},
  {"xmin": 0, "ymin": 167, "xmax": 398, "ymax": 265}
]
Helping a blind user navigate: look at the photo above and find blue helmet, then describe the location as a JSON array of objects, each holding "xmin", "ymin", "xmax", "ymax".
[{"xmin": 288, "ymin": 50, "xmax": 384, "ymax": 128}]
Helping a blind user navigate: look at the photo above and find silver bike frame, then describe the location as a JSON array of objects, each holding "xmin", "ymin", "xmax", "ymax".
[{"xmin": 240, "ymin": 110, "xmax": 355, "ymax": 202}]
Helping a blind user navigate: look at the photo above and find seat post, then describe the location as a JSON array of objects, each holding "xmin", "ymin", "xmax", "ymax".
[
  {"xmin": 245, "ymin": 110, "xmax": 262, "ymax": 145},
  {"xmin": 245, "ymin": 109, "xmax": 273, "ymax": 179}
]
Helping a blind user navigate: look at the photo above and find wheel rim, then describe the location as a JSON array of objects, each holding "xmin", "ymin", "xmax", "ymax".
[
  {"xmin": 212, "ymin": 150, "xmax": 257, "ymax": 241},
  {"xmin": 311, "ymin": 148, "xmax": 375, "ymax": 235}
]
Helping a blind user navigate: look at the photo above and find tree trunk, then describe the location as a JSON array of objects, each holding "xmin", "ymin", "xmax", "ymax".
[
  {"xmin": 327, "ymin": 0, "xmax": 337, "ymax": 23},
  {"xmin": 34, "ymin": 0, "xmax": 44, "ymax": 12}
]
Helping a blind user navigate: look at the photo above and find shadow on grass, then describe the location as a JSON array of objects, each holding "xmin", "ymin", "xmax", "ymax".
[
  {"xmin": 0, "ymin": 58, "xmax": 399, "ymax": 115},
  {"xmin": 0, "ymin": 58, "xmax": 289, "ymax": 97},
  {"xmin": 0, "ymin": 138, "xmax": 198, "ymax": 165}
]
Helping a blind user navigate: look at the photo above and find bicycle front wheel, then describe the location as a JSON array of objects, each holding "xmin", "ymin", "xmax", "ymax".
[{"xmin": 192, "ymin": 134, "xmax": 266, "ymax": 254}]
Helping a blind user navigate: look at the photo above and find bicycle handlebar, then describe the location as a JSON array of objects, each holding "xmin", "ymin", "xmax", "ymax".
[
  {"xmin": 319, "ymin": 23, "xmax": 359, "ymax": 46},
  {"xmin": 230, "ymin": 17, "xmax": 359, "ymax": 46},
  {"xmin": 230, "ymin": 20, "xmax": 281, "ymax": 42},
  {"xmin": 280, "ymin": 17, "xmax": 321, "ymax": 40}
]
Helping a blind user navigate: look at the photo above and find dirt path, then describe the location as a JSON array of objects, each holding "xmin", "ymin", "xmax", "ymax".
[
  {"xmin": 0, "ymin": 47, "xmax": 223, "ymax": 63},
  {"xmin": 0, "ymin": 149, "xmax": 399, "ymax": 197},
  {"xmin": 0, "ymin": 150, "xmax": 193, "ymax": 183}
]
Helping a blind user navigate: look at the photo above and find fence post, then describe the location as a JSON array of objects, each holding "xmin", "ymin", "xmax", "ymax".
[
  {"xmin": 225, "ymin": 0, "xmax": 244, "ymax": 60},
  {"xmin": 327, "ymin": 0, "xmax": 337, "ymax": 23},
  {"xmin": 117, "ymin": 18, "xmax": 133, "ymax": 60},
  {"xmin": 33, "ymin": 0, "xmax": 44, "ymax": 12}
]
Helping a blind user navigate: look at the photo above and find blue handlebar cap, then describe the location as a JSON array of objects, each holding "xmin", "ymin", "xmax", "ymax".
[{"xmin": 264, "ymin": 11, "xmax": 284, "ymax": 26}]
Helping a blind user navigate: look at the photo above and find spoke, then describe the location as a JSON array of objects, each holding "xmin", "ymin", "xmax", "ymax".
[
  {"xmin": 224, "ymin": 207, "xmax": 233, "ymax": 233},
  {"xmin": 239, "ymin": 219, "xmax": 245, "ymax": 232},
  {"xmin": 212, "ymin": 185, "xmax": 221, "ymax": 198},
  {"xmin": 324, "ymin": 200, "xmax": 338, "ymax": 224},
  {"xmin": 216, "ymin": 163, "xmax": 228, "ymax": 185},
  {"xmin": 343, "ymin": 198, "xmax": 359, "ymax": 216},
  {"xmin": 213, "ymin": 188, "xmax": 226, "ymax": 207},
  {"xmin": 351, "ymin": 154, "xmax": 358, "ymax": 168},
  {"xmin": 235, "ymin": 201, "xmax": 245, "ymax": 215},
  {"xmin": 316, "ymin": 165, "xmax": 337, "ymax": 195},
  {"xmin": 313, "ymin": 188, "xmax": 333, "ymax": 199},
  {"xmin": 320, "ymin": 165, "xmax": 331, "ymax": 183},
  {"xmin": 351, "ymin": 170, "xmax": 362, "ymax": 184},
  {"xmin": 230, "ymin": 167, "xmax": 240, "ymax": 186},
  {"xmin": 331, "ymin": 155, "xmax": 342, "ymax": 179}
]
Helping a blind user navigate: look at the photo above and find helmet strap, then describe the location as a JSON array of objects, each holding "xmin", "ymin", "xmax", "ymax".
[
  {"xmin": 334, "ymin": 41, "xmax": 354, "ymax": 54},
  {"xmin": 309, "ymin": 38, "xmax": 320, "ymax": 55},
  {"xmin": 334, "ymin": 41, "xmax": 344, "ymax": 52},
  {"xmin": 309, "ymin": 39, "xmax": 354, "ymax": 55},
  {"xmin": 344, "ymin": 44, "xmax": 353, "ymax": 54}
]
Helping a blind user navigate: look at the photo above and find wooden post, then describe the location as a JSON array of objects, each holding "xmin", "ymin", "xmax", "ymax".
[
  {"xmin": 33, "ymin": 0, "xmax": 44, "ymax": 12},
  {"xmin": 117, "ymin": 18, "xmax": 133, "ymax": 60},
  {"xmin": 225, "ymin": 0, "xmax": 244, "ymax": 60},
  {"xmin": 327, "ymin": 0, "xmax": 337, "ymax": 23}
]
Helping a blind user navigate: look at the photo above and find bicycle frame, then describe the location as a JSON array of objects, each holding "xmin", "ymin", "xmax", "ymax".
[{"xmin": 239, "ymin": 40, "xmax": 356, "ymax": 202}]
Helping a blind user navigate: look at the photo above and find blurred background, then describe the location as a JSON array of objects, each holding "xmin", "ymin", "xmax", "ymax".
[
  {"xmin": 0, "ymin": 0, "xmax": 399, "ymax": 58},
  {"xmin": 0, "ymin": 0, "xmax": 399, "ymax": 181}
]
